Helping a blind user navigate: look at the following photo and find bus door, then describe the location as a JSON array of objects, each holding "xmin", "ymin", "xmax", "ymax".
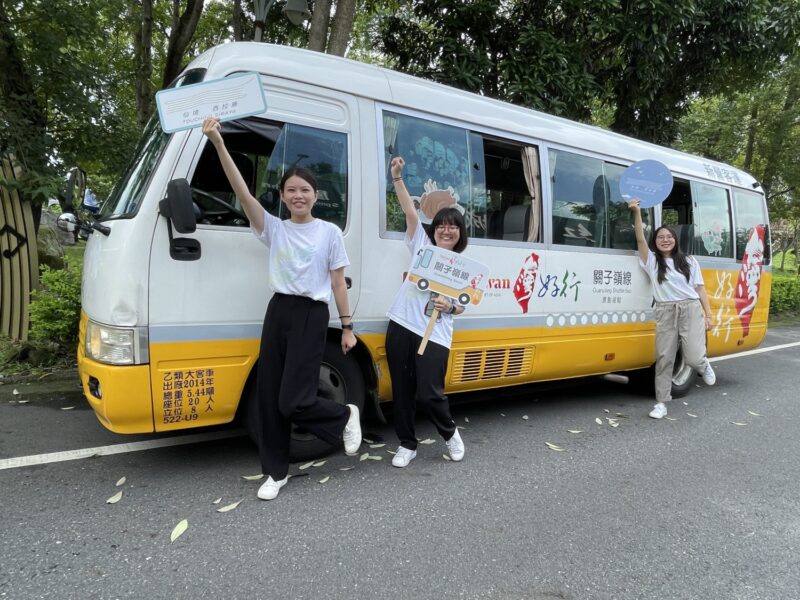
[{"xmin": 149, "ymin": 90, "xmax": 360, "ymax": 432}]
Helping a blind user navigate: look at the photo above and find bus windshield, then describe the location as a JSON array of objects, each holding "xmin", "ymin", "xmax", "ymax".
[{"xmin": 98, "ymin": 117, "xmax": 169, "ymax": 220}]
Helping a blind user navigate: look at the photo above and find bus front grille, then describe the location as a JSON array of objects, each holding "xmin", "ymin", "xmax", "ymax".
[{"xmin": 451, "ymin": 346, "xmax": 534, "ymax": 383}]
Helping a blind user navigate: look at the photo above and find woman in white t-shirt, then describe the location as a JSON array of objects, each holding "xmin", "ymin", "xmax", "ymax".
[
  {"xmin": 629, "ymin": 199, "xmax": 717, "ymax": 419},
  {"xmin": 386, "ymin": 156, "xmax": 466, "ymax": 467},
  {"xmin": 202, "ymin": 117, "xmax": 362, "ymax": 500}
]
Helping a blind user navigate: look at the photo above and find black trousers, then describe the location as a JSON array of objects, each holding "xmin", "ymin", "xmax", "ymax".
[
  {"xmin": 257, "ymin": 293, "xmax": 349, "ymax": 480},
  {"xmin": 385, "ymin": 319, "xmax": 456, "ymax": 451}
]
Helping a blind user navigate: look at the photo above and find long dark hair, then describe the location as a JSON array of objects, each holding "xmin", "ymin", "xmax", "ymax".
[
  {"xmin": 428, "ymin": 207, "xmax": 468, "ymax": 253},
  {"xmin": 650, "ymin": 225, "xmax": 691, "ymax": 284}
]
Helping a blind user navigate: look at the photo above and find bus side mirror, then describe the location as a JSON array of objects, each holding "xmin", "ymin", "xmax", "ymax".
[
  {"xmin": 159, "ymin": 178, "xmax": 200, "ymax": 261},
  {"xmin": 160, "ymin": 178, "xmax": 197, "ymax": 234}
]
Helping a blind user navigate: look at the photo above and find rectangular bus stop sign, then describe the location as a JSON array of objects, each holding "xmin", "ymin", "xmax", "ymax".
[{"xmin": 155, "ymin": 72, "xmax": 267, "ymax": 134}]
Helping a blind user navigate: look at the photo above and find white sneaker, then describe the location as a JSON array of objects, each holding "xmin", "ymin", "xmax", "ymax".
[
  {"xmin": 343, "ymin": 404, "xmax": 362, "ymax": 455},
  {"xmin": 257, "ymin": 476, "xmax": 287, "ymax": 500},
  {"xmin": 649, "ymin": 402, "xmax": 667, "ymax": 419},
  {"xmin": 445, "ymin": 428, "xmax": 465, "ymax": 461},
  {"xmin": 701, "ymin": 362, "xmax": 716, "ymax": 386},
  {"xmin": 391, "ymin": 446, "xmax": 417, "ymax": 468}
]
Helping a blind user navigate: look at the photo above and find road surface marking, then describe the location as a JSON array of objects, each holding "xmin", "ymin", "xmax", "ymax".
[{"xmin": 0, "ymin": 429, "xmax": 244, "ymax": 471}]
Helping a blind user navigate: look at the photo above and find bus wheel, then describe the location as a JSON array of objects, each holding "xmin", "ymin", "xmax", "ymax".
[
  {"xmin": 628, "ymin": 350, "xmax": 695, "ymax": 399},
  {"xmin": 238, "ymin": 341, "xmax": 367, "ymax": 461},
  {"xmin": 289, "ymin": 340, "xmax": 366, "ymax": 461},
  {"xmin": 670, "ymin": 351, "xmax": 694, "ymax": 399}
]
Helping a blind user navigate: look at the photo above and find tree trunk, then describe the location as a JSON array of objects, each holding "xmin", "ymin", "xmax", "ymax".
[
  {"xmin": 233, "ymin": 0, "xmax": 243, "ymax": 41},
  {"xmin": 742, "ymin": 101, "xmax": 758, "ymax": 173},
  {"xmin": 308, "ymin": 0, "xmax": 332, "ymax": 52},
  {"xmin": 327, "ymin": 0, "xmax": 357, "ymax": 56},
  {"xmin": 0, "ymin": 0, "xmax": 49, "ymax": 232},
  {"xmin": 133, "ymin": 0, "xmax": 154, "ymax": 131},
  {"xmin": 161, "ymin": 0, "xmax": 205, "ymax": 90}
]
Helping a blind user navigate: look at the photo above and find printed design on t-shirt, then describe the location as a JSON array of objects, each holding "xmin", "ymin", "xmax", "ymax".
[{"xmin": 271, "ymin": 244, "xmax": 317, "ymax": 286}]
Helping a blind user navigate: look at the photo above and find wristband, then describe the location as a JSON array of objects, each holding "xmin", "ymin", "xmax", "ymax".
[
  {"xmin": 392, "ymin": 177, "xmax": 402, "ymax": 182},
  {"xmin": 341, "ymin": 323, "xmax": 354, "ymax": 331}
]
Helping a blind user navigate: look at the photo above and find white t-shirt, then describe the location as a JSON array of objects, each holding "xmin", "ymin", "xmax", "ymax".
[
  {"xmin": 253, "ymin": 210, "xmax": 349, "ymax": 303},
  {"xmin": 639, "ymin": 251, "xmax": 704, "ymax": 303},
  {"xmin": 387, "ymin": 221, "xmax": 455, "ymax": 349}
]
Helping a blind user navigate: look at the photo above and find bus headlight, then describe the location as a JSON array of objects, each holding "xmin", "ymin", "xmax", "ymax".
[{"xmin": 86, "ymin": 321, "xmax": 135, "ymax": 365}]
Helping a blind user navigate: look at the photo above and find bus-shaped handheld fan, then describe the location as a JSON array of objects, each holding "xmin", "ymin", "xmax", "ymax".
[{"xmin": 407, "ymin": 246, "xmax": 490, "ymax": 354}]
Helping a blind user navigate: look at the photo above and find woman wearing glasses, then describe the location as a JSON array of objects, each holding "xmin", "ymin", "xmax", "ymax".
[
  {"xmin": 386, "ymin": 156, "xmax": 468, "ymax": 467},
  {"xmin": 629, "ymin": 199, "xmax": 716, "ymax": 419}
]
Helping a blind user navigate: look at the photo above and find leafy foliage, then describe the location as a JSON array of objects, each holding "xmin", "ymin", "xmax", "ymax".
[
  {"xmin": 29, "ymin": 263, "xmax": 82, "ymax": 352},
  {"xmin": 771, "ymin": 275, "xmax": 800, "ymax": 314},
  {"xmin": 378, "ymin": 0, "xmax": 800, "ymax": 144}
]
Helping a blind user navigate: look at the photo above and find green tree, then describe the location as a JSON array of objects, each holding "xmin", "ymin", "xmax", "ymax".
[{"xmin": 378, "ymin": 0, "xmax": 800, "ymax": 145}]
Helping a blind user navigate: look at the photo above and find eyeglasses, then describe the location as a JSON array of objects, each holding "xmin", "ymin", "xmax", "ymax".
[
  {"xmin": 655, "ymin": 235, "xmax": 675, "ymax": 241},
  {"xmin": 436, "ymin": 225, "xmax": 459, "ymax": 232}
]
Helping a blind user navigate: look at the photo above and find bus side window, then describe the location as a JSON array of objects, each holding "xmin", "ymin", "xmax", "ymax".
[
  {"xmin": 549, "ymin": 149, "xmax": 603, "ymax": 247},
  {"xmin": 470, "ymin": 133, "xmax": 541, "ymax": 243},
  {"xmin": 690, "ymin": 181, "xmax": 733, "ymax": 258},
  {"xmin": 732, "ymin": 189, "xmax": 770, "ymax": 265}
]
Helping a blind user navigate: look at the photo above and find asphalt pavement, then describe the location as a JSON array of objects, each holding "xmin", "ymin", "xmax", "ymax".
[{"xmin": 1, "ymin": 326, "xmax": 799, "ymax": 600}]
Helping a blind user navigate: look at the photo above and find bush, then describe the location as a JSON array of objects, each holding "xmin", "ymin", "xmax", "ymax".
[
  {"xmin": 28, "ymin": 261, "xmax": 82, "ymax": 352},
  {"xmin": 770, "ymin": 275, "xmax": 800, "ymax": 315}
]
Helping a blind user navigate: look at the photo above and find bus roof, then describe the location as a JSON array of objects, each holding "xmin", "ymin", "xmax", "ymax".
[{"xmin": 186, "ymin": 42, "xmax": 760, "ymax": 192}]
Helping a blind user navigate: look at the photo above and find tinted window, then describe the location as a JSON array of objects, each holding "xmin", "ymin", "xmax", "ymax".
[
  {"xmin": 191, "ymin": 119, "xmax": 348, "ymax": 230},
  {"xmin": 732, "ymin": 189, "xmax": 770, "ymax": 264},
  {"xmin": 691, "ymin": 181, "xmax": 732, "ymax": 258}
]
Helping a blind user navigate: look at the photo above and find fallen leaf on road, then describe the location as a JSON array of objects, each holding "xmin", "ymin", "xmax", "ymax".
[
  {"xmin": 217, "ymin": 500, "xmax": 243, "ymax": 513},
  {"xmin": 500, "ymin": 413, "xmax": 506, "ymax": 417},
  {"xmin": 731, "ymin": 422, "xmax": 747, "ymax": 426},
  {"xmin": 61, "ymin": 406, "xmax": 75, "ymax": 411},
  {"xmin": 464, "ymin": 417, "xmax": 470, "ymax": 423},
  {"xmin": 319, "ymin": 476, "xmax": 330, "ymax": 484},
  {"xmin": 362, "ymin": 438, "xmax": 375, "ymax": 444},
  {"xmin": 360, "ymin": 453, "xmax": 370, "ymax": 461},
  {"xmin": 170, "ymin": 519, "xmax": 188, "ymax": 542},
  {"xmin": 339, "ymin": 467, "xmax": 354, "ymax": 471},
  {"xmin": 369, "ymin": 444, "xmax": 385, "ymax": 449},
  {"xmin": 687, "ymin": 413, "xmax": 698, "ymax": 418},
  {"xmin": 17, "ymin": 400, "xmax": 28, "ymax": 404},
  {"xmin": 367, "ymin": 455, "xmax": 383, "ymax": 461},
  {"xmin": 116, "ymin": 477, "xmax": 126, "ymax": 487},
  {"xmin": 12, "ymin": 389, "xmax": 19, "ymax": 395},
  {"xmin": 241, "ymin": 473, "xmax": 264, "ymax": 481},
  {"xmin": 106, "ymin": 491, "xmax": 123, "ymax": 504},
  {"xmin": 567, "ymin": 429, "xmax": 582, "ymax": 434},
  {"xmin": 545, "ymin": 442, "xmax": 564, "ymax": 451},
  {"xmin": 312, "ymin": 460, "xmax": 326, "ymax": 467},
  {"xmin": 298, "ymin": 461, "xmax": 315, "ymax": 470},
  {"xmin": 665, "ymin": 417, "xmax": 677, "ymax": 421},
  {"xmin": 747, "ymin": 411, "xmax": 761, "ymax": 417},
  {"xmin": 212, "ymin": 498, "xmax": 222, "ymax": 505},
  {"xmin": 522, "ymin": 415, "xmax": 529, "ymax": 420},
  {"xmin": 595, "ymin": 418, "xmax": 603, "ymax": 425},
  {"xmin": 443, "ymin": 454, "xmax": 451, "ymax": 461},
  {"xmin": 419, "ymin": 439, "xmax": 436, "ymax": 445}
]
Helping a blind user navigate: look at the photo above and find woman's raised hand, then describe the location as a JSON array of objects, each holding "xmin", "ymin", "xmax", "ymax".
[
  {"xmin": 628, "ymin": 198, "xmax": 641, "ymax": 210},
  {"xmin": 202, "ymin": 116, "xmax": 223, "ymax": 146},
  {"xmin": 390, "ymin": 156, "xmax": 405, "ymax": 179}
]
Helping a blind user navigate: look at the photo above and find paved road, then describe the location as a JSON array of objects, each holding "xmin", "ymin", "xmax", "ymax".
[{"xmin": 1, "ymin": 326, "xmax": 799, "ymax": 600}]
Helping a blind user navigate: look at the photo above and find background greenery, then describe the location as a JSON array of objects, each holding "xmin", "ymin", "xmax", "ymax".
[{"xmin": 1, "ymin": 0, "xmax": 798, "ymax": 364}]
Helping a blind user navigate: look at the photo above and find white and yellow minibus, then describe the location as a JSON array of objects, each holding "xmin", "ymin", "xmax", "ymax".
[{"xmin": 77, "ymin": 42, "xmax": 771, "ymax": 458}]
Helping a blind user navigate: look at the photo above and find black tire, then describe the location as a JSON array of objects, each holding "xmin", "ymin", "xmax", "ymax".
[
  {"xmin": 628, "ymin": 349, "xmax": 694, "ymax": 399},
  {"xmin": 238, "ymin": 339, "xmax": 366, "ymax": 462}
]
